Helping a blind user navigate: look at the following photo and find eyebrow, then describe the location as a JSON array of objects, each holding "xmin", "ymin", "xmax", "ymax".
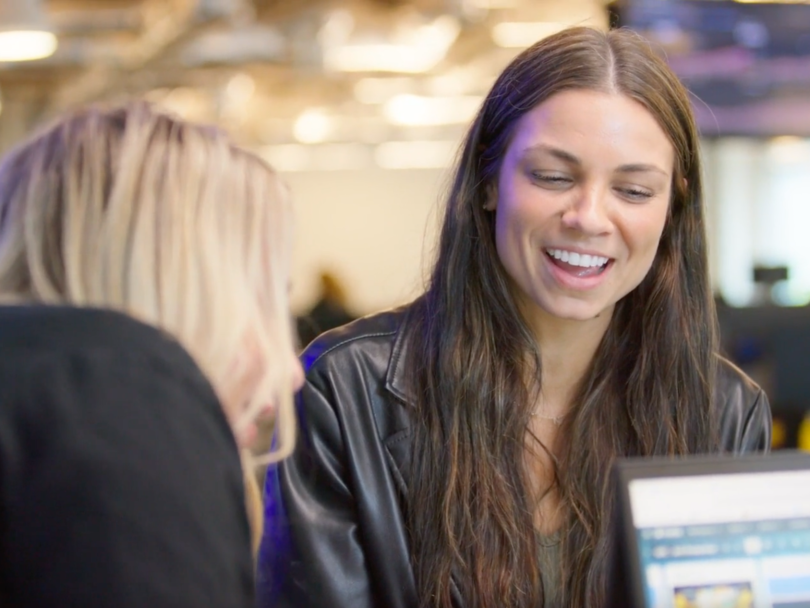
[{"xmin": 523, "ymin": 144, "xmax": 669, "ymax": 177}]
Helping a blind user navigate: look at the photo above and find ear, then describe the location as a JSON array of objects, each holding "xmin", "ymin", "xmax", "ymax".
[{"xmin": 483, "ymin": 183, "xmax": 498, "ymax": 211}]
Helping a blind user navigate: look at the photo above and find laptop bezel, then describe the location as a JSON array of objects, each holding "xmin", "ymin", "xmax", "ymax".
[{"xmin": 613, "ymin": 450, "xmax": 810, "ymax": 608}]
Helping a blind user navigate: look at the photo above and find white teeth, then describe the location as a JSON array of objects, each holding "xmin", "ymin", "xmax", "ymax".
[{"xmin": 546, "ymin": 248, "xmax": 609, "ymax": 268}]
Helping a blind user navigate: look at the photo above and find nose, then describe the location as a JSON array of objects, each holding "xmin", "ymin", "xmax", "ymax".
[{"xmin": 561, "ymin": 184, "xmax": 612, "ymax": 236}]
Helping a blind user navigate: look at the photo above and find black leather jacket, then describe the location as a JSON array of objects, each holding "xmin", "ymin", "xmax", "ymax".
[{"xmin": 258, "ymin": 306, "xmax": 772, "ymax": 608}]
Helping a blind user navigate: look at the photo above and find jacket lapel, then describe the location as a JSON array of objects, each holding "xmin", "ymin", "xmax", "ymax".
[
  {"xmin": 380, "ymin": 315, "xmax": 466, "ymax": 607},
  {"xmin": 380, "ymin": 315, "xmax": 413, "ymax": 497}
]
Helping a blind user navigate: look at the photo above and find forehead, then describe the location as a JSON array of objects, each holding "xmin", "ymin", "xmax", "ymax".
[{"xmin": 508, "ymin": 89, "xmax": 675, "ymax": 172}]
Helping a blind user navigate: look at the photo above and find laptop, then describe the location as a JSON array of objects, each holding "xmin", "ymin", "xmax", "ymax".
[{"xmin": 611, "ymin": 450, "xmax": 810, "ymax": 608}]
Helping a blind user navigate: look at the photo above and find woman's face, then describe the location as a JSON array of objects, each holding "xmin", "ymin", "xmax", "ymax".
[{"xmin": 490, "ymin": 89, "xmax": 674, "ymax": 326}]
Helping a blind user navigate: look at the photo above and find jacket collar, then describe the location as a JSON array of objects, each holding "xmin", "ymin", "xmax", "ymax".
[
  {"xmin": 381, "ymin": 306, "xmax": 466, "ymax": 607},
  {"xmin": 384, "ymin": 305, "xmax": 414, "ymax": 406}
]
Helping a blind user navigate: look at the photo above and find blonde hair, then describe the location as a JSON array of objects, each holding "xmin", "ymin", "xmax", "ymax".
[{"xmin": 0, "ymin": 101, "xmax": 297, "ymax": 469}]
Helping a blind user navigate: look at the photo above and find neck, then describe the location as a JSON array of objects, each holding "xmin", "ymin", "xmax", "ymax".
[{"xmin": 520, "ymin": 301, "xmax": 613, "ymax": 418}]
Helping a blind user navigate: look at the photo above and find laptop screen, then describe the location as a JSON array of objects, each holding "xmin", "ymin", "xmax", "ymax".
[{"xmin": 619, "ymin": 456, "xmax": 810, "ymax": 608}]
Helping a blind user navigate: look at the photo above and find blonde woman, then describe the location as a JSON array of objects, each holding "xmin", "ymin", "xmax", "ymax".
[{"xmin": 0, "ymin": 102, "xmax": 302, "ymax": 608}]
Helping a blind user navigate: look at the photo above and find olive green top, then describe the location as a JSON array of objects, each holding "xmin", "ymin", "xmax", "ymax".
[{"xmin": 538, "ymin": 533, "xmax": 562, "ymax": 608}]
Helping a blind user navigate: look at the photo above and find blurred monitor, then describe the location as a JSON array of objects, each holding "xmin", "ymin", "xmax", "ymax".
[
  {"xmin": 612, "ymin": 451, "xmax": 810, "ymax": 608},
  {"xmin": 753, "ymin": 265, "xmax": 789, "ymax": 286},
  {"xmin": 616, "ymin": 0, "xmax": 810, "ymax": 136}
]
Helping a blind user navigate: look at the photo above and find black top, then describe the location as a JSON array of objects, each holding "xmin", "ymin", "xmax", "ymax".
[{"xmin": 0, "ymin": 305, "xmax": 253, "ymax": 608}]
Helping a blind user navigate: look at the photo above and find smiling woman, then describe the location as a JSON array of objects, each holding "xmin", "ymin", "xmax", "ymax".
[
  {"xmin": 260, "ymin": 26, "xmax": 772, "ymax": 608},
  {"xmin": 489, "ymin": 89, "xmax": 674, "ymax": 328}
]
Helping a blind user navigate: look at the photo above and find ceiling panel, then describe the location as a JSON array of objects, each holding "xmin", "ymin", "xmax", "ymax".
[{"xmin": 0, "ymin": 0, "xmax": 609, "ymax": 157}]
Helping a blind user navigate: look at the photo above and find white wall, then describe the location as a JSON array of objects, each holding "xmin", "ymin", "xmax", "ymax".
[
  {"xmin": 287, "ymin": 137, "xmax": 810, "ymax": 320},
  {"xmin": 703, "ymin": 137, "xmax": 810, "ymax": 307},
  {"xmin": 285, "ymin": 167, "xmax": 451, "ymax": 316}
]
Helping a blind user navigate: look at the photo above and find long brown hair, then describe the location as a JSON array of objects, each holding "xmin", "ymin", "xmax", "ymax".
[{"xmin": 404, "ymin": 27, "xmax": 717, "ymax": 608}]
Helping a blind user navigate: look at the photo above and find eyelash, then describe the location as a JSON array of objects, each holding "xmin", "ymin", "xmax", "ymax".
[
  {"xmin": 530, "ymin": 172, "xmax": 654, "ymax": 202},
  {"xmin": 618, "ymin": 187, "xmax": 653, "ymax": 202},
  {"xmin": 531, "ymin": 173, "xmax": 571, "ymax": 186}
]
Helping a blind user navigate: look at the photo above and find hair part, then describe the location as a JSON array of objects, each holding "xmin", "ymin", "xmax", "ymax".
[{"xmin": 405, "ymin": 26, "xmax": 716, "ymax": 608}]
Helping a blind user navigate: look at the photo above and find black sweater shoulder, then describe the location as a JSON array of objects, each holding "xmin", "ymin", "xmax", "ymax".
[{"xmin": 0, "ymin": 305, "xmax": 253, "ymax": 608}]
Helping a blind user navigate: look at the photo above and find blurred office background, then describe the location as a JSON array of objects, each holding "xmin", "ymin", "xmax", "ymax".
[{"xmin": 0, "ymin": 0, "xmax": 809, "ymax": 448}]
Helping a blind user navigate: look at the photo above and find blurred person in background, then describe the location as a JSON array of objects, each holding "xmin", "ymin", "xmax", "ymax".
[
  {"xmin": 0, "ymin": 102, "xmax": 302, "ymax": 608},
  {"xmin": 260, "ymin": 26, "xmax": 771, "ymax": 608},
  {"xmin": 296, "ymin": 269, "xmax": 357, "ymax": 349}
]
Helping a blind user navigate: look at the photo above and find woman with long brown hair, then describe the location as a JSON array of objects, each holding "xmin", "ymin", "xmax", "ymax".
[{"xmin": 260, "ymin": 26, "xmax": 771, "ymax": 608}]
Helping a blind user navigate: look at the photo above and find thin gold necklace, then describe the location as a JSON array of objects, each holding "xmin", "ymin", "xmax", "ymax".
[{"xmin": 531, "ymin": 411, "xmax": 564, "ymax": 426}]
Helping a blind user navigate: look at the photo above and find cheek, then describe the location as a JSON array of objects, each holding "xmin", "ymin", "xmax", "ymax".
[
  {"xmin": 221, "ymin": 345, "xmax": 263, "ymax": 420},
  {"xmin": 627, "ymin": 208, "xmax": 669, "ymax": 272},
  {"xmin": 493, "ymin": 204, "xmax": 522, "ymax": 270},
  {"xmin": 494, "ymin": 188, "xmax": 544, "ymax": 250}
]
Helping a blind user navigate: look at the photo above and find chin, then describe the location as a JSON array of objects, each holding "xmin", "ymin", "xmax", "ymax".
[
  {"xmin": 556, "ymin": 310, "xmax": 606, "ymax": 322},
  {"xmin": 540, "ymin": 297, "xmax": 613, "ymax": 323}
]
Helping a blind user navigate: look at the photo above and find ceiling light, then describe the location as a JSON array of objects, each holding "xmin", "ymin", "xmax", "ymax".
[
  {"xmin": 383, "ymin": 94, "xmax": 483, "ymax": 126},
  {"xmin": 770, "ymin": 136, "xmax": 804, "ymax": 145},
  {"xmin": 325, "ymin": 15, "xmax": 460, "ymax": 74},
  {"xmin": 491, "ymin": 21, "xmax": 566, "ymax": 48},
  {"xmin": 293, "ymin": 109, "xmax": 333, "ymax": 144},
  {"xmin": 0, "ymin": 0, "xmax": 58, "ymax": 62},
  {"xmin": 768, "ymin": 137, "xmax": 810, "ymax": 164},
  {"xmin": 224, "ymin": 73, "xmax": 255, "ymax": 104},
  {"xmin": 220, "ymin": 73, "xmax": 255, "ymax": 124},
  {"xmin": 327, "ymin": 44, "xmax": 433, "ymax": 73}
]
